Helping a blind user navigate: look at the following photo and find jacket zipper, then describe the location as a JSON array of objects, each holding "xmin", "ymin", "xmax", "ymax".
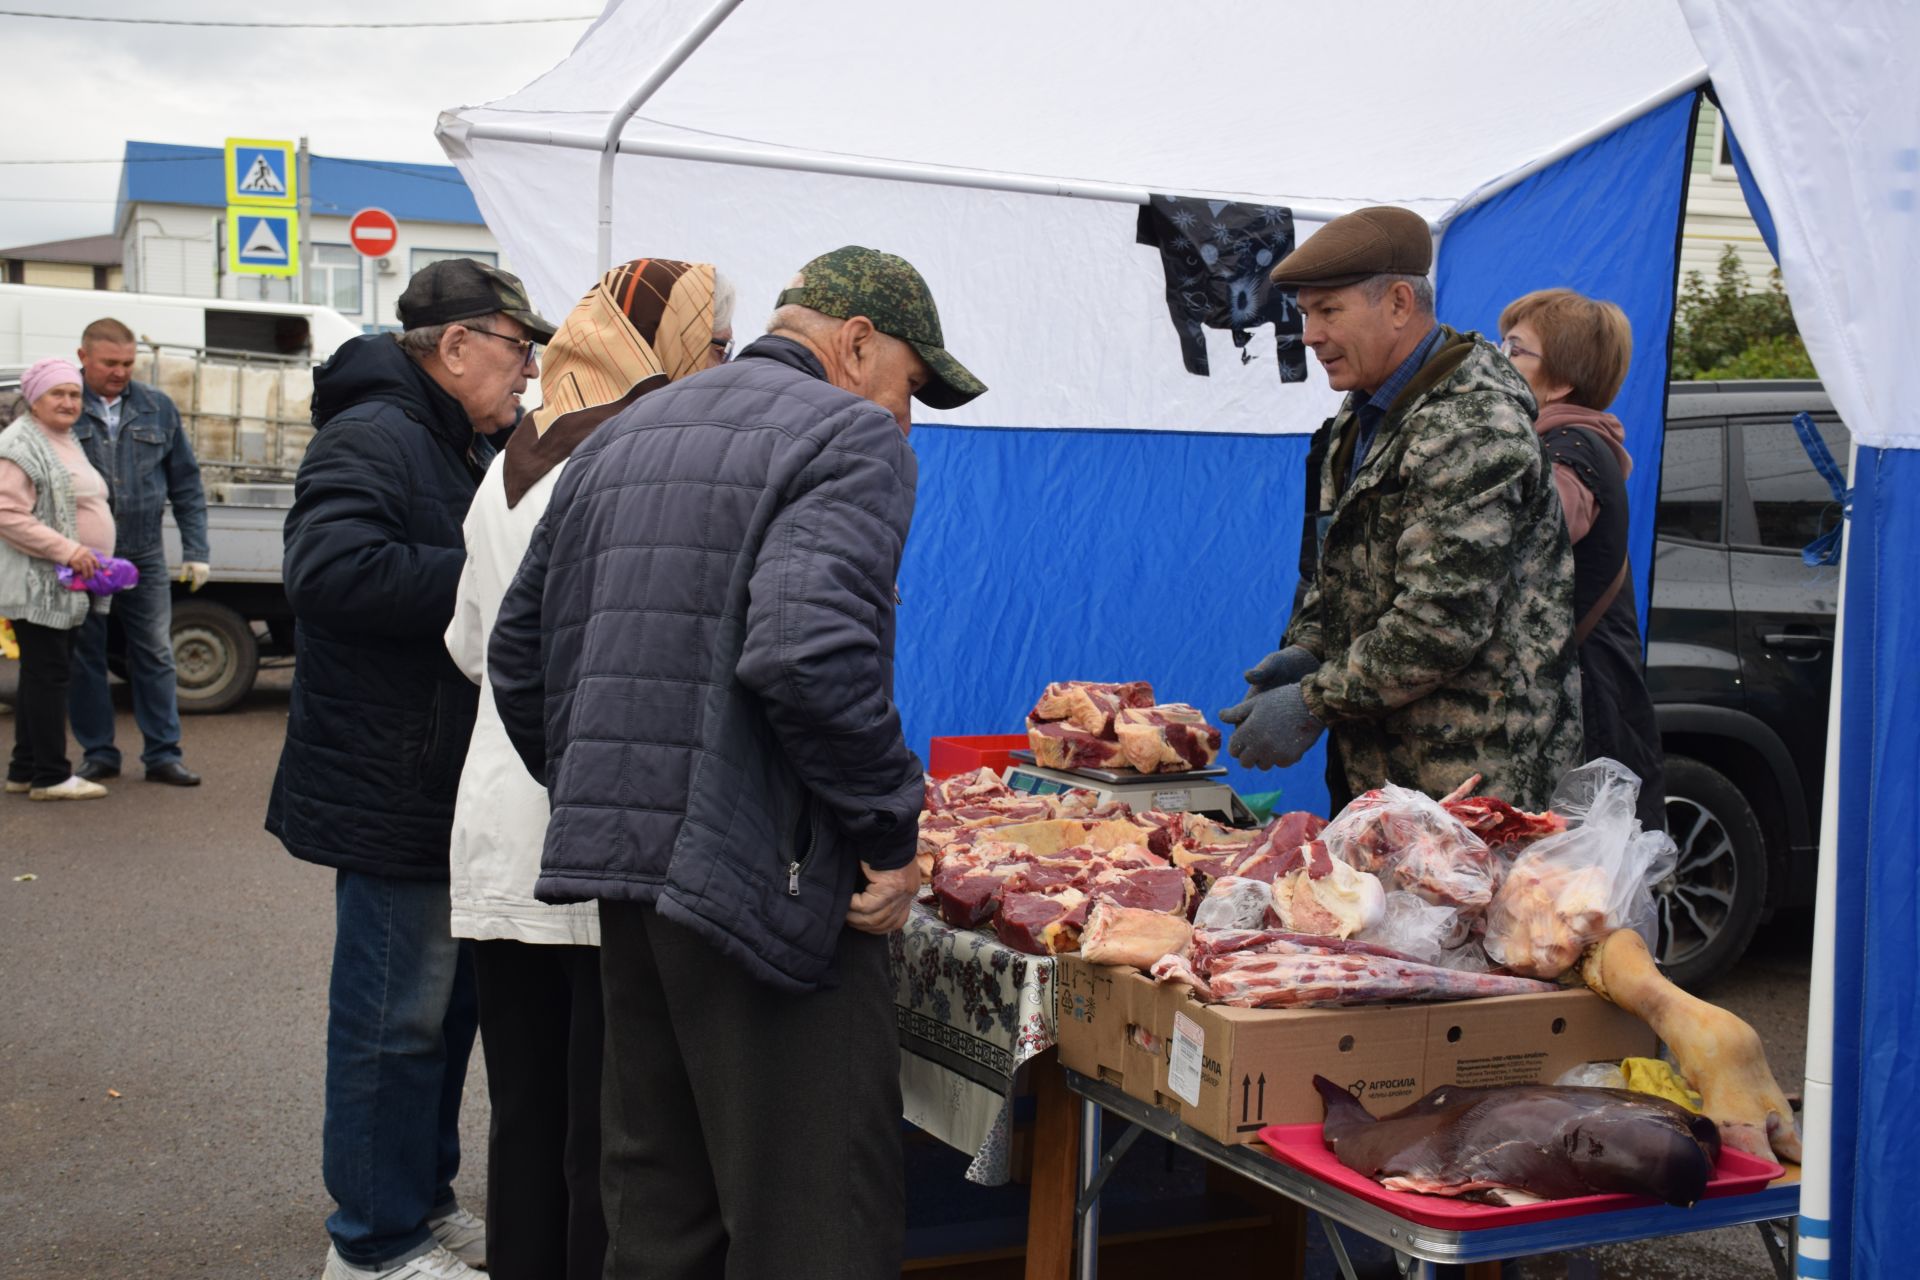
[{"xmin": 788, "ymin": 806, "xmax": 817, "ymax": 897}]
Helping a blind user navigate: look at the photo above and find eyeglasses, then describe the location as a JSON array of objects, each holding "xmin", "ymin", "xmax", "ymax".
[
  {"xmin": 710, "ymin": 337, "xmax": 735, "ymax": 363},
  {"xmin": 1499, "ymin": 336, "xmax": 1541, "ymax": 362},
  {"xmin": 465, "ymin": 325, "xmax": 540, "ymax": 366}
]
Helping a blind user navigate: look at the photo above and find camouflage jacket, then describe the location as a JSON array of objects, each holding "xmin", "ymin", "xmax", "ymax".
[{"xmin": 1284, "ymin": 326, "xmax": 1583, "ymax": 810}]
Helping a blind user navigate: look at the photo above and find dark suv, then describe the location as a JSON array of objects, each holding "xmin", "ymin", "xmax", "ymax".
[{"xmin": 1649, "ymin": 379, "xmax": 1844, "ymax": 988}]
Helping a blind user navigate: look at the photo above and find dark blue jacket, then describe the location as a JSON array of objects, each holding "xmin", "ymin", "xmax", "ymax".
[
  {"xmin": 74, "ymin": 380, "xmax": 209, "ymax": 562},
  {"xmin": 489, "ymin": 337, "xmax": 924, "ymax": 991},
  {"xmin": 266, "ymin": 335, "xmax": 492, "ymax": 879}
]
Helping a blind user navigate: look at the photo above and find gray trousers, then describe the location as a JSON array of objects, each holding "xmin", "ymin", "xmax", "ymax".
[{"xmin": 597, "ymin": 902, "xmax": 903, "ymax": 1280}]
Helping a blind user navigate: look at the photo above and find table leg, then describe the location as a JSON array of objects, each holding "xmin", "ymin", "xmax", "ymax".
[
  {"xmin": 1024, "ymin": 1054, "xmax": 1081, "ymax": 1280},
  {"xmin": 1075, "ymin": 1097, "xmax": 1103, "ymax": 1280}
]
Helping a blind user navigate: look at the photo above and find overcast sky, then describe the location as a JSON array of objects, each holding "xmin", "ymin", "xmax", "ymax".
[{"xmin": 0, "ymin": 1, "xmax": 594, "ymax": 249}]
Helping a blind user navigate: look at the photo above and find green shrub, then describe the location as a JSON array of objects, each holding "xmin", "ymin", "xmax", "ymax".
[{"xmin": 1671, "ymin": 244, "xmax": 1812, "ymax": 381}]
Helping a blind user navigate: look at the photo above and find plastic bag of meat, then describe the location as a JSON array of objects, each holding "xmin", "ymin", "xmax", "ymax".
[
  {"xmin": 1193, "ymin": 876, "xmax": 1274, "ymax": 931},
  {"xmin": 1319, "ymin": 783, "xmax": 1498, "ymax": 922},
  {"xmin": 1355, "ymin": 891, "xmax": 1460, "ymax": 965},
  {"xmin": 1482, "ymin": 759, "xmax": 1680, "ymax": 979}
]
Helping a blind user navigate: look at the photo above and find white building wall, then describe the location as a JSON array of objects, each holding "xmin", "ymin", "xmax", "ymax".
[
  {"xmin": 1681, "ymin": 101, "xmax": 1776, "ymax": 290},
  {"xmin": 120, "ymin": 201, "xmax": 506, "ymax": 327}
]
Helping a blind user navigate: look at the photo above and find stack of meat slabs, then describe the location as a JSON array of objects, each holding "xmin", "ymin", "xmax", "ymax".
[{"xmin": 1024, "ymin": 680, "xmax": 1222, "ymax": 775}]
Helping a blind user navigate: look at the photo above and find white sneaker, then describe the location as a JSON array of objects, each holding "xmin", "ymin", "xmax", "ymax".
[
  {"xmin": 3, "ymin": 778, "xmax": 29, "ymax": 794},
  {"xmin": 321, "ymin": 1244, "xmax": 479, "ymax": 1279},
  {"xmin": 28, "ymin": 776, "xmax": 107, "ymax": 801},
  {"xmin": 428, "ymin": 1206, "xmax": 487, "ymax": 1268}
]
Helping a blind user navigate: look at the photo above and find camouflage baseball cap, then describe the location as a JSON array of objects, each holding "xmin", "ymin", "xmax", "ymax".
[
  {"xmin": 396, "ymin": 258, "xmax": 557, "ymax": 343},
  {"xmin": 777, "ymin": 246, "xmax": 986, "ymax": 409}
]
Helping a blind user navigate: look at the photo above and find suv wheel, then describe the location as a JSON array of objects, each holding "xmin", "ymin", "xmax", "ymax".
[{"xmin": 1655, "ymin": 755, "xmax": 1769, "ymax": 989}]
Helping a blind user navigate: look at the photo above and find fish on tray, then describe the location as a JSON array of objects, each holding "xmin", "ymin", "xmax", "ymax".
[{"xmin": 1313, "ymin": 1075, "xmax": 1721, "ymax": 1208}]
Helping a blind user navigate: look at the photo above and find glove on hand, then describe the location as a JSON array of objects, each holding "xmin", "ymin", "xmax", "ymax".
[
  {"xmin": 1243, "ymin": 644, "xmax": 1319, "ymax": 694},
  {"xmin": 180, "ymin": 562, "xmax": 210, "ymax": 592},
  {"xmin": 1218, "ymin": 683, "xmax": 1325, "ymax": 771}
]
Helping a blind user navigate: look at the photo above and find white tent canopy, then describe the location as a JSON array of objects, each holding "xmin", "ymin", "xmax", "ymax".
[{"xmin": 438, "ymin": 0, "xmax": 1705, "ymax": 436}]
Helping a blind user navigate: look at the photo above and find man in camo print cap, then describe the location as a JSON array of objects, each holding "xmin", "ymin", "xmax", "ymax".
[{"xmin": 1222, "ymin": 206, "xmax": 1583, "ymax": 811}]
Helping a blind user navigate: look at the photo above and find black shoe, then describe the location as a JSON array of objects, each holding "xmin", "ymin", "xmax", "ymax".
[
  {"xmin": 76, "ymin": 760, "xmax": 120, "ymax": 782},
  {"xmin": 145, "ymin": 762, "xmax": 202, "ymax": 787}
]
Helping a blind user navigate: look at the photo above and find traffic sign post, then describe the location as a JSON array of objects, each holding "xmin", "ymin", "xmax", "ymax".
[
  {"xmin": 226, "ymin": 206, "xmax": 299, "ymax": 278},
  {"xmin": 348, "ymin": 208, "xmax": 400, "ymax": 329}
]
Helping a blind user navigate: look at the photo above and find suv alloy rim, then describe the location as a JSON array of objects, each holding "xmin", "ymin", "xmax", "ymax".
[{"xmin": 1655, "ymin": 796, "xmax": 1739, "ymax": 969}]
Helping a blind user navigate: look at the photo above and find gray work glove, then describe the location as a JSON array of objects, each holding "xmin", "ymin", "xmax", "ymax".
[
  {"xmin": 1243, "ymin": 644, "xmax": 1320, "ymax": 695},
  {"xmin": 1218, "ymin": 683, "xmax": 1326, "ymax": 771}
]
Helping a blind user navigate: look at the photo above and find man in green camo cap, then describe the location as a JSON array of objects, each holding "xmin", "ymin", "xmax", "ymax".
[{"xmin": 768, "ymin": 244, "xmax": 986, "ymax": 427}]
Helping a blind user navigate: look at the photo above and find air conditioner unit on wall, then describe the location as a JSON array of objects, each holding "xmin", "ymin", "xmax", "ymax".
[{"xmin": 376, "ymin": 257, "xmax": 396, "ymax": 276}]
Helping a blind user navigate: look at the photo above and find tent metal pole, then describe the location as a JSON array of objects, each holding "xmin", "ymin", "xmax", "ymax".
[
  {"xmin": 597, "ymin": 0, "xmax": 748, "ymax": 272},
  {"xmin": 465, "ymin": 120, "xmax": 1358, "ymax": 225},
  {"xmin": 1439, "ymin": 68, "xmax": 1710, "ymax": 226}
]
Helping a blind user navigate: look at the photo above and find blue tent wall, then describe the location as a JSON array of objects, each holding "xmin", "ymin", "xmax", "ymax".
[
  {"xmin": 896, "ymin": 425, "xmax": 1329, "ymax": 811},
  {"xmin": 1434, "ymin": 91, "xmax": 1699, "ymax": 629}
]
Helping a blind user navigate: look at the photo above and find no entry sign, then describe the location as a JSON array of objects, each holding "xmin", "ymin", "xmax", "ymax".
[{"xmin": 347, "ymin": 207, "xmax": 399, "ymax": 258}]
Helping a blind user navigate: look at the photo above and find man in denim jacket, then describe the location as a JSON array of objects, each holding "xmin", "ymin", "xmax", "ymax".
[{"xmin": 68, "ymin": 316, "xmax": 208, "ymax": 787}]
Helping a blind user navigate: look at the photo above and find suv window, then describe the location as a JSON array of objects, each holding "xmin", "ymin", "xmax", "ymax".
[
  {"xmin": 1737, "ymin": 415, "xmax": 1850, "ymax": 551},
  {"xmin": 1656, "ymin": 423, "xmax": 1725, "ymax": 543}
]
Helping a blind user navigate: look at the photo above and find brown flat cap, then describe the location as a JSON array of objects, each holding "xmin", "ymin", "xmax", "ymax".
[{"xmin": 1268, "ymin": 205, "xmax": 1433, "ymax": 289}]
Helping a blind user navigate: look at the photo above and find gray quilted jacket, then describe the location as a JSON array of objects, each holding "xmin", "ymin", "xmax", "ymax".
[{"xmin": 489, "ymin": 337, "xmax": 924, "ymax": 992}]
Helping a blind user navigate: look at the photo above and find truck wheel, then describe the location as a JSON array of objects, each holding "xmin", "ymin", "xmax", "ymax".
[
  {"xmin": 171, "ymin": 600, "xmax": 259, "ymax": 715},
  {"xmin": 1655, "ymin": 755, "xmax": 1769, "ymax": 991}
]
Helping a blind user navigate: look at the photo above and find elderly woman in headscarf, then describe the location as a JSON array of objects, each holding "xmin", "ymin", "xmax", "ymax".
[
  {"xmin": 442, "ymin": 258, "xmax": 732, "ymax": 1280},
  {"xmin": 2, "ymin": 358, "xmax": 116, "ymax": 801}
]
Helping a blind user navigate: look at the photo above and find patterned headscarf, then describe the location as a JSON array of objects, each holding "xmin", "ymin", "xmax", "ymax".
[
  {"xmin": 503, "ymin": 258, "xmax": 721, "ymax": 507},
  {"xmin": 529, "ymin": 258, "xmax": 718, "ymax": 437}
]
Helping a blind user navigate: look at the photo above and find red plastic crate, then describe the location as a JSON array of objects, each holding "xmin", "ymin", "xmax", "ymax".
[{"xmin": 927, "ymin": 733, "xmax": 1029, "ymax": 779}]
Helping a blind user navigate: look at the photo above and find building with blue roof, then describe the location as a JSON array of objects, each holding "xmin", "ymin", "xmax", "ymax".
[{"xmin": 115, "ymin": 140, "xmax": 506, "ymax": 328}]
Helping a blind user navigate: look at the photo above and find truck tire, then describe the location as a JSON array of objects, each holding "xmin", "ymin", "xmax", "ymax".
[
  {"xmin": 171, "ymin": 599, "xmax": 259, "ymax": 715},
  {"xmin": 1655, "ymin": 755, "xmax": 1769, "ymax": 991}
]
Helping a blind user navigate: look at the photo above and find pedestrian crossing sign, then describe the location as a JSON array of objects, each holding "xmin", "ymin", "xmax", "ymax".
[
  {"xmin": 225, "ymin": 137, "xmax": 297, "ymax": 207},
  {"xmin": 226, "ymin": 207, "xmax": 299, "ymax": 277}
]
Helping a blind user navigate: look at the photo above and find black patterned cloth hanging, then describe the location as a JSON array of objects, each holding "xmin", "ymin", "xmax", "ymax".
[{"xmin": 1136, "ymin": 194, "xmax": 1308, "ymax": 383}]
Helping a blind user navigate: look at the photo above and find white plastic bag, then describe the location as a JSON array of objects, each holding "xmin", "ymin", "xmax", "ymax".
[
  {"xmin": 1320, "ymin": 782, "xmax": 1498, "ymax": 919},
  {"xmin": 1555, "ymin": 1060, "xmax": 1628, "ymax": 1090},
  {"xmin": 1481, "ymin": 759, "xmax": 1680, "ymax": 979},
  {"xmin": 1355, "ymin": 891, "xmax": 1460, "ymax": 965},
  {"xmin": 1193, "ymin": 876, "xmax": 1273, "ymax": 931}
]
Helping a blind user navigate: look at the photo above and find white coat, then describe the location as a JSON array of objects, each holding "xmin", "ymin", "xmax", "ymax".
[{"xmin": 444, "ymin": 457, "xmax": 598, "ymax": 946}]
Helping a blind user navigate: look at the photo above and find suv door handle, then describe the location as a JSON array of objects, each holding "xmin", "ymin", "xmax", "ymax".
[{"xmin": 1762, "ymin": 632, "xmax": 1830, "ymax": 649}]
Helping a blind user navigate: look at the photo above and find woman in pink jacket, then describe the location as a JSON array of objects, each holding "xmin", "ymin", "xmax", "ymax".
[{"xmin": 0, "ymin": 357, "xmax": 116, "ymax": 800}]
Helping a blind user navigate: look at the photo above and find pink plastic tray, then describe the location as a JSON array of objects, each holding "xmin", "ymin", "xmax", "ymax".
[{"xmin": 1256, "ymin": 1122, "xmax": 1784, "ymax": 1230}]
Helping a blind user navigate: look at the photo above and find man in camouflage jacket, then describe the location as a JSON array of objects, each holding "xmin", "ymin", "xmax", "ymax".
[{"xmin": 1222, "ymin": 207, "xmax": 1582, "ymax": 811}]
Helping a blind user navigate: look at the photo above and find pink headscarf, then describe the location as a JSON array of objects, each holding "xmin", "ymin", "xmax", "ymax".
[{"xmin": 21, "ymin": 357, "xmax": 83, "ymax": 407}]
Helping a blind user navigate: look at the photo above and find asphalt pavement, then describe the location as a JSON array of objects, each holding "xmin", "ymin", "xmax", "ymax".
[{"xmin": 0, "ymin": 663, "xmax": 1812, "ymax": 1280}]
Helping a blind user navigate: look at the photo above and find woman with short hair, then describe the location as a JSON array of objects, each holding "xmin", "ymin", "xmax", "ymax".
[
  {"xmin": 1500, "ymin": 288, "xmax": 1665, "ymax": 830},
  {"xmin": 0, "ymin": 357, "xmax": 115, "ymax": 800}
]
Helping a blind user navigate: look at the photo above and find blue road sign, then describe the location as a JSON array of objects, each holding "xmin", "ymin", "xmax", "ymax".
[
  {"xmin": 227, "ymin": 208, "xmax": 298, "ymax": 277},
  {"xmin": 225, "ymin": 137, "xmax": 296, "ymax": 207}
]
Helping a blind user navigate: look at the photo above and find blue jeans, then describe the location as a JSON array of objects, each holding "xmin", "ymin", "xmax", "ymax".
[
  {"xmin": 66, "ymin": 547, "xmax": 182, "ymax": 770},
  {"xmin": 325, "ymin": 869, "xmax": 480, "ymax": 1267}
]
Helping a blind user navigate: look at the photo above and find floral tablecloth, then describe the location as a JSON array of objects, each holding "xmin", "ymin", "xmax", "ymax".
[{"xmin": 892, "ymin": 902, "xmax": 1058, "ymax": 1184}]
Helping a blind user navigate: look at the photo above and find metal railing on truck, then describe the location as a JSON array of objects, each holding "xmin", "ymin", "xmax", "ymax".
[{"xmin": 130, "ymin": 342, "xmax": 314, "ymax": 491}]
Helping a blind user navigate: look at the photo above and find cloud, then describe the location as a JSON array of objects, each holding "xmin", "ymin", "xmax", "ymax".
[{"xmin": 0, "ymin": 0, "xmax": 588, "ymax": 248}]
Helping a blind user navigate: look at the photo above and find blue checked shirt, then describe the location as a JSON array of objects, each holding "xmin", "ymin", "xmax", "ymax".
[{"xmin": 1347, "ymin": 323, "xmax": 1443, "ymax": 486}]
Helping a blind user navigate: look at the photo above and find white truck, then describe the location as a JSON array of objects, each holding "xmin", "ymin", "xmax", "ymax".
[{"xmin": 1, "ymin": 284, "xmax": 363, "ymax": 712}]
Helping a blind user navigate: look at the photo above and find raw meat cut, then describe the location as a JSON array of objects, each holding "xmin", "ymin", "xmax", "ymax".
[
  {"xmin": 1189, "ymin": 928, "xmax": 1423, "ymax": 971},
  {"xmin": 1081, "ymin": 902, "xmax": 1194, "ymax": 969},
  {"xmin": 1112, "ymin": 703, "xmax": 1222, "ymax": 774},
  {"xmin": 1269, "ymin": 839, "xmax": 1388, "ymax": 938},
  {"xmin": 1314, "ymin": 1075, "xmax": 1721, "ymax": 1208},
  {"xmin": 1444, "ymin": 795, "xmax": 1567, "ymax": 850},
  {"xmin": 1029, "ymin": 680, "xmax": 1156, "ymax": 736},
  {"xmin": 1136, "ymin": 811, "xmax": 1260, "ymax": 860},
  {"xmin": 983, "ymin": 818, "xmax": 1148, "ymax": 857},
  {"xmin": 924, "ymin": 767, "xmax": 1016, "ymax": 812},
  {"xmin": 1087, "ymin": 864, "xmax": 1191, "ymax": 915},
  {"xmin": 1204, "ymin": 950, "xmax": 1559, "ymax": 1008},
  {"xmin": 1027, "ymin": 722, "xmax": 1131, "ymax": 771},
  {"xmin": 1150, "ymin": 951, "xmax": 1214, "ymax": 998},
  {"xmin": 1226, "ymin": 810, "xmax": 1333, "ymax": 884},
  {"xmin": 994, "ymin": 888, "xmax": 1091, "ymax": 954},
  {"xmin": 1321, "ymin": 784, "xmax": 1497, "ymax": 919},
  {"xmin": 932, "ymin": 859, "xmax": 1034, "ymax": 928}
]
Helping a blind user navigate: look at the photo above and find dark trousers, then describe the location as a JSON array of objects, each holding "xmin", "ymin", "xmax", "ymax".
[
  {"xmin": 9, "ymin": 618, "xmax": 78, "ymax": 788},
  {"xmin": 473, "ymin": 940, "xmax": 607, "ymax": 1280},
  {"xmin": 597, "ymin": 903, "xmax": 904, "ymax": 1280}
]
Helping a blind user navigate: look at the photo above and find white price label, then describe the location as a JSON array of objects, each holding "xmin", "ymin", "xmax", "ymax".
[
  {"xmin": 1168, "ymin": 1011, "xmax": 1204, "ymax": 1107},
  {"xmin": 1152, "ymin": 789, "xmax": 1191, "ymax": 812}
]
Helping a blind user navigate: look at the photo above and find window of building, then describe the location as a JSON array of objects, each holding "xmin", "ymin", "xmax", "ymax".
[
  {"xmin": 411, "ymin": 248, "xmax": 498, "ymax": 275},
  {"xmin": 311, "ymin": 243, "xmax": 363, "ymax": 314},
  {"xmin": 1737, "ymin": 415, "xmax": 1850, "ymax": 552},
  {"xmin": 1712, "ymin": 113, "xmax": 1739, "ymax": 180},
  {"xmin": 1656, "ymin": 424, "xmax": 1725, "ymax": 544}
]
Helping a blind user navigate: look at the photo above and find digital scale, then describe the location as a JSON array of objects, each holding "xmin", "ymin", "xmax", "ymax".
[{"xmin": 1001, "ymin": 749, "xmax": 1258, "ymax": 826}]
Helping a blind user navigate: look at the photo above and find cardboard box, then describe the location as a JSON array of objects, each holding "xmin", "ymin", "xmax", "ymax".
[{"xmin": 1056, "ymin": 956, "xmax": 1656, "ymax": 1147}]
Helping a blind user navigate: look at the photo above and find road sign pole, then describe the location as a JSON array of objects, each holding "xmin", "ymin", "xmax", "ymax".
[{"xmin": 297, "ymin": 137, "xmax": 312, "ymax": 303}]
